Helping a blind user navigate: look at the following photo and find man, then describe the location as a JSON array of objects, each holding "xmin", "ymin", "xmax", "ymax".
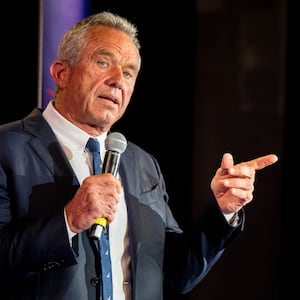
[{"xmin": 0, "ymin": 11, "xmax": 278, "ymax": 300}]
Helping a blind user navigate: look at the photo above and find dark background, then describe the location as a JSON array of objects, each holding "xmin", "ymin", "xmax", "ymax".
[{"xmin": 1, "ymin": 0, "xmax": 291, "ymax": 299}]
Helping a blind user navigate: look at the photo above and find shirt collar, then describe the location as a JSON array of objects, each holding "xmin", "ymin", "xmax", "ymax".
[{"xmin": 42, "ymin": 100, "xmax": 107, "ymax": 153}]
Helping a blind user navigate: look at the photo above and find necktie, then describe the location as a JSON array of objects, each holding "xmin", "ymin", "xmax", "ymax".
[
  {"xmin": 86, "ymin": 138, "xmax": 113, "ymax": 300},
  {"xmin": 86, "ymin": 137, "xmax": 102, "ymax": 175}
]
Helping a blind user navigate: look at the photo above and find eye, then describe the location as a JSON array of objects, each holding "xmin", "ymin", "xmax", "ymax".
[
  {"xmin": 123, "ymin": 67, "xmax": 139, "ymax": 80},
  {"xmin": 123, "ymin": 71, "xmax": 131, "ymax": 79},
  {"xmin": 97, "ymin": 60, "xmax": 109, "ymax": 69}
]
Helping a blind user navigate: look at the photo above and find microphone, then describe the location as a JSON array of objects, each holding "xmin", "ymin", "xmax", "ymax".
[{"xmin": 90, "ymin": 132, "xmax": 127, "ymax": 240}]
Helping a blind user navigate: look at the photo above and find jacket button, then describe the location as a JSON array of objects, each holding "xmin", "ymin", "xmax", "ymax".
[{"xmin": 90, "ymin": 277, "xmax": 100, "ymax": 286}]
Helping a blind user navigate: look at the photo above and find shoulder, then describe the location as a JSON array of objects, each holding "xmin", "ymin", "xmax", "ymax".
[
  {"xmin": 0, "ymin": 108, "xmax": 54, "ymax": 151},
  {"xmin": 125, "ymin": 141, "xmax": 157, "ymax": 162},
  {"xmin": 0, "ymin": 108, "xmax": 44, "ymax": 134},
  {"xmin": 123, "ymin": 141, "xmax": 162, "ymax": 175}
]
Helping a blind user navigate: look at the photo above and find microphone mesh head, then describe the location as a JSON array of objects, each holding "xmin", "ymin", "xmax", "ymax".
[{"xmin": 105, "ymin": 132, "xmax": 127, "ymax": 153}]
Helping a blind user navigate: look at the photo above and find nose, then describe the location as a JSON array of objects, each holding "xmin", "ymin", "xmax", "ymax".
[{"xmin": 106, "ymin": 66, "xmax": 123, "ymax": 89}]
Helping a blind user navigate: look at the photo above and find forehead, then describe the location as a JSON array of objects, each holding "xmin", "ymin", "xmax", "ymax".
[{"xmin": 86, "ymin": 26, "xmax": 140, "ymax": 58}]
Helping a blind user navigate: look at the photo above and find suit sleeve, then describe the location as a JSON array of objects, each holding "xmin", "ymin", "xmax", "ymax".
[{"xmin": 163, "ymin": 192, "xmax": 244, "ymax": 295}]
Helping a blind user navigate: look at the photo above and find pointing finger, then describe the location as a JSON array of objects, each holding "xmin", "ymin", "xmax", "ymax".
[{"xmin": 241, "ymin": 154, "xmax": 278, "ymax": 170}]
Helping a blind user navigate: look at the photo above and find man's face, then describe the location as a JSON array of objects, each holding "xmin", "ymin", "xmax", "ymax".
[{"xmin": 53, "ymin": 25, "xmax": 141, "ymax": 135}]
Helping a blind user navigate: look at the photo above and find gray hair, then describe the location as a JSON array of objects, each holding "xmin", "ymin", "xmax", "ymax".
[{"xmin": 57, "ymin": 11, "xmax": 141, "ymax": 67}]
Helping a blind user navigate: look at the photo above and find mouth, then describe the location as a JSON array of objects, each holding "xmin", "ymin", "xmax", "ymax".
[{"xmin": 98, "ymin": 94, "xmax": 119, "ymax": 105}]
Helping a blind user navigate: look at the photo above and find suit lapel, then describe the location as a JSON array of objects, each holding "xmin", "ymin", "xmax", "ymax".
[{"xmin": 23, "ymin": 108, "xmax": 80, "ymax": 201}]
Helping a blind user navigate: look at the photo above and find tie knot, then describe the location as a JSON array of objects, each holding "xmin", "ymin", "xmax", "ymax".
[{"xmin": 86, "ymin": 138, "xmax": 100, "ymax": 153}]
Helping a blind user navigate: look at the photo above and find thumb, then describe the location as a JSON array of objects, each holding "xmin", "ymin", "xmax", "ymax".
[{"xmin": 221, "ymin": 153, "xmax": 234, "ymax": 170}]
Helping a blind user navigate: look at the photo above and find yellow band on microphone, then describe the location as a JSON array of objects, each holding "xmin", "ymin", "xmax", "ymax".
[{"xmin": 95, "ymin": 217, "xmax": 107, "ymax": 228}]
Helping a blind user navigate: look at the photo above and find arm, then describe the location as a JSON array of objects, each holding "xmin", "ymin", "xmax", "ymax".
[{"xmin": 164, "ymin": 153, "xmax": 278, "ymax": 294}]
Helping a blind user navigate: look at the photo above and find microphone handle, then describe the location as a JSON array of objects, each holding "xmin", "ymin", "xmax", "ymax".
[
  {"xmin": 102, "ymin": 150, "xmax": 121, "ymax": 176},
  {"xmin": 89, "ymin": 150, "xmax": 121, "ymax": 240}
]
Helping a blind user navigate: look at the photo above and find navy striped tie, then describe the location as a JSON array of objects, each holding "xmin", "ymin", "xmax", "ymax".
[{"xmin": 86, "ymin": 138, "xmax": 113, "ymax": 300}]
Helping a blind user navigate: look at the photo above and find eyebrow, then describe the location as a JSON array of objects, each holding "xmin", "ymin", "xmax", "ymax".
[{"xmin": 94, "ymin": 50, "xmax": 140, "ymax": 73}]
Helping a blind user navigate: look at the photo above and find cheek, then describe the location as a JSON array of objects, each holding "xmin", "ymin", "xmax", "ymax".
[
  {"xmin": 124, "ymin": 83, "xmax": 135, "ymax": 101},
  {"xmin": 121, "ymin": 91, "xmax": 133, "ymax": 111}
]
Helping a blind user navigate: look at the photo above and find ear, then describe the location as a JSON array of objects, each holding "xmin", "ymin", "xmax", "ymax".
[{"xmin": 50, "ymin": 61, "xmax": 69, "ymax": 88}]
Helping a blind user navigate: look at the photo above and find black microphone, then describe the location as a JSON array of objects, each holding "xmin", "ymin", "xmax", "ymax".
[
  {"xmin": 102, "ymin": 132, "xmax": 127, "ymax": 176},
  {"xmin": 90, "ymin": 132, "xmax": 127, "ymax": 240}
]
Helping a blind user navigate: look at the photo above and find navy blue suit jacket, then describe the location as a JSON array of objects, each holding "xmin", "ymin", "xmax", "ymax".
[{"xmin": 0, "ymin": 108, "xmax": 243, "ymax": 299}]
